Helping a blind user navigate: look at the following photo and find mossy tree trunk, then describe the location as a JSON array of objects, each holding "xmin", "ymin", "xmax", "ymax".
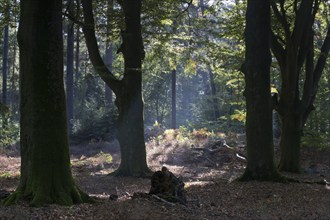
[
  {"xmin": 239, "ymin": 0, "xmax": 281, "ymax": 181},
  {"xmin": 3, "ymin": 0, "xmax": 91, "ymax": 207},
  {"xmin": 81, "ymin": 0, "xmax": 151, "ymax": 176}
]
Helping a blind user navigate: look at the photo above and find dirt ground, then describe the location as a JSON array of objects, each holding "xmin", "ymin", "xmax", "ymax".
[{"xmin": 0, "ymin": 133, "xmax": 329, "ymax": 220}]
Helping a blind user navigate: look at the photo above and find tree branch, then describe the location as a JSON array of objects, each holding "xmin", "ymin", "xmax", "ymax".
[
  {"xmin": 297, "ymin": 0, "xmax": 318, "ymax": 73},
  {"xmin": 81, "ymin": 0, "xmax": 121, "ymax": 94},
  {"xmin": 271, "ymin": 1, "xmax": 291, "ymax": 40},
  {"xmin": 63, "ymin": 11, "xmax": 84, "ymax": 27},
  {"xmin": 270, "ymin": 31, "xmax": 286, "ymax": 71},
  {"xmin": 301, "ymin": 29, "xmax": 314, "ymax": 113},
  {"xmin": 291, "ymin": 0, "xmax": 314, "ymax": 48},
  {"xmin": 312, "ymin": 25, "xmax": 330, "ymax": 94},
  {"xmin": 175, "ymin": 0, "xmax": 193, "ymax": 20},
  {"xmin": 63, "ymin": 0, "xmax": 83, "ymax": 26}
]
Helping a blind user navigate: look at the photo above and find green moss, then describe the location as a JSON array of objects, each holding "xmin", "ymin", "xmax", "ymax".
[
  {"xmin": 1, "ymin": 190, "xmax": 23, "ymax": 206},
  {"xmin": 0, "ymin": 172, "xmax": 12, "ymax": 178},
  {"xmin": 2, "ymin": 185, "xmax": 95, "ymax": 207}
]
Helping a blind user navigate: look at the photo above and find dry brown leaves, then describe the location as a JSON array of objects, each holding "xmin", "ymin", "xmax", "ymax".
[{"xmin": 0, "ymin": 136, "xmax": 329, "ymax": 219}]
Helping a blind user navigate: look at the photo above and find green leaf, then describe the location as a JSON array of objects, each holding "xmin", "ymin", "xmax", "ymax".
[{"xmin": 160, "ymin": 19, "xmax": 173, "ymax": 25}]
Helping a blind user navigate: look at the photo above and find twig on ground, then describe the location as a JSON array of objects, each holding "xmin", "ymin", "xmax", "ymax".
[{"xmin": 151, "ymin": 194, "xmax": 175, "ymax": 206}]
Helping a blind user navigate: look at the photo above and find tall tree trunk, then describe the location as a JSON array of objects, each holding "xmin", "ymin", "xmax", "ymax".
[
  {"xmin": 3, "ymin": 0, "xmax": 91, "ymax": 206},
  {"xmin": 171, "ymin": 69, "xmax": 177, "ymax": 129},
  {"xmin": 2, "ymin": 24, "xmax": 9, "ymax": 128},
  {"xmin": 276, "ymin": 46, "xmax": 304, "ymax": 172},
  {"xmin": 239, "ymin": 0, "xmax": 280, "ymax": 181},
  {"xmin": 81, "ymin": 0, "xmax": 150, "ymax": 176},
  {"xmin": 279, "ymin": 26, "xmax": 329, "ymax": 172},
  {"xmin": 104, "ymin": 0, "xmax": 114, "ymax": 106},
  {"xmin": 104, "ymin": 46, "xmax": 113, "ymax": 106},
  {"xmin": 66, "ymin": 1, "xmax": 75, "ymax": 134},
  {"xmin": 115, "ymin": 76, "xmax": 149, "ymax": 176},
  {"xmin": 2, "ymin": 25, "xmax": 9, "ymax": 106},
  {"xmin": 271, "ymin": 1, "xmax": 330, "ymax": 173},
  {"xmin": 278, "ymin": 110, "xmax": 303, "ymax": 172},
  {"xmin": 10, "ymin": 11, "xmax": 18, "ymax": 116},
  {"xmin": 113, "ymin": 0, "xmax": 150, "ymax": 176},
  {"xmin": 208, "ymin": 67, "xmax": 220, "ymax": 120},
  {"xmin": 75, "ymin": 25, "xmax": 80, "ymax": 99}
]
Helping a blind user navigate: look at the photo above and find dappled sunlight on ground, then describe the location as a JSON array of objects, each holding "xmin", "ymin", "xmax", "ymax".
[{"xmin": 0, "ymin": 130, "xmax": 330, "ymax": 219}]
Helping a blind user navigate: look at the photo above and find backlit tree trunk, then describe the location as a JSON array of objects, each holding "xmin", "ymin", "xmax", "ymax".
[
  {"xmin": 114, "ymin": 0, "xmax": 149, "ymax": 176},
  {"xmin": 2, "ymin": 24, "xmax": 9, "ymax": 107},
  {"xmin": 81, "ymin": 0, "xmax": 150, "ymax": 176},
  {"xmin": 104, "ymin": 0, "xmax": 114, "ymax": 106},
  {"xmin": 104, "ymin": 46, "xmax": 113, "ymax": 106},
  {"xmin": 2, "ymin": 22, "xmax": 9, "ymax": 128},
  {"xmin": 239, "ymin": 0, "xmax": 280, "ymax": 181},
  {"xmin": 171, "ymin": 69, "xmax": 177, "ymax": 129},
  {"xmin": 3, "ymin": 0, "xmax": 91, "ymax": 206},
  {"xmin": 208, "ymin": 68, "xmax": 220, "ymax": 120},
  {"xmin": 271, "ymin": 0, "xmax": 330, "ymax": 172}
]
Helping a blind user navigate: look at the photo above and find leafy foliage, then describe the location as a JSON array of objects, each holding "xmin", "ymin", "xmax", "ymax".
[
  {"xmin": 0, "ymin": 119, "xmax": 19, "ymax": 149},
  {"xmin": 0, "ymin": 0, "xmax": 329, "ymax": 148}
]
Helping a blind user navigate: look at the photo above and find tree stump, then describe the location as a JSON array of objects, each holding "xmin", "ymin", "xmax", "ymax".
[{"xmin": 149, "ymin": 167, "xmax": 186, "ymax": 204}]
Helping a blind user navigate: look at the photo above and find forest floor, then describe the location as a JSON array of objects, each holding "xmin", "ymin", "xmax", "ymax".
[{"xmin": 0, "ymin": 129, "xmax": 330, "ymax": 219}]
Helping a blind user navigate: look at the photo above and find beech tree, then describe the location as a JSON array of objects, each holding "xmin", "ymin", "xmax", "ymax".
[
  {"xmin": 66, "ymin": 0, "xmax": 75, "ymax": 134},
  {"xmin": 81, "ymin": 0, "xmax": 150, "ymax": 176},
  {"xmin": 3, "ymin": 0, "xmax": 91, "ymax": 206},
  {"xmin": 240, "ymin": 0, "xmax": 281, "ymax": 180},
  {"xmin": 1, "ymin": 1, "xmax": 9, "ymax": 127},
  {"xmin": 104, "ymin": 0, "xmax": 114, "ymax": 106},
  {"xmin": 271, "ymin": 0, "xmax": 330, "ymax": 172}
]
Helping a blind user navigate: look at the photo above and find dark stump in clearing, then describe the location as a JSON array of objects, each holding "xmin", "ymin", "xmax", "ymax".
[{"xmin": 149, "ymin": 167, "xmax": 186, "ymax": 204}]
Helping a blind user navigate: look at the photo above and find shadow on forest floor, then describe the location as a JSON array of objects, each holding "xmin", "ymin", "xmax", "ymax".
[{"xmin": 0, "ymin": 132, "xmax": 330, "ymax": 219}]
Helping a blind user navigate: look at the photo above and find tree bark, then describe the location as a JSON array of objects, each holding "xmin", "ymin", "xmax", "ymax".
[
  {"xmin": 271, "ymin": 1, "xmax": 330, "ymax": 173},
  {"xmin": 75, "ymin": 24, "xmax": 80, "ymax": 99},
  {"xmin": 2, "ymin": 24, "xmax": 9, "ymax": 128},
  {"xmin": 10, "ymin": 10, "xmax": 18, "ymax": 115},
  {"xmin": 104, "ymin": 47, "xmax": 113, "ymax": 106},
  {"xmin": 104, "ymin": 0, "xmax": 114, "ymax": 106},
  {"xmin": 278, "ymin": 111, "xmax": 302, "ymax": 172},
  {"xmin": 3, "ymin": 0, "xmax": 91, "ymax": 206},
  {"xmin": 171, "ymin": 69, "xmax": 177, "ymax": 129},
  {"xmin": 2, "ymin": 24, "xmax": 9, "ymax": 106},
  {"xmin": 81, "ymin": 0, "xmax": 150, "ymax": 176},
  {"xmin": 66, "ymin": 0, "xmax": 75, "ymax": 134},
  {"xmin": 114, "ymin": 0, "xmax": 150, "ymax": 176},
  {"xmin": 208, "ymin": 67, "xmax": 220, "ymax": 120},
  {"xmin": 239, "ymin": 0, "xmax": 281, "ymax": 181}
]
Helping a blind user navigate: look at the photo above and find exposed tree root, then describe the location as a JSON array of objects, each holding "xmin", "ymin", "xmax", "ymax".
[
  {"xmin": 2, "ymin": 185, "xmax": 94, "ymax": 207},
  {"xmin": 237, "ymin": 170, "xmax": 289, "ymax": 183},
  {"xmin": 278, "ymin": 166, "xmax": 302, "ymax": 174}
]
